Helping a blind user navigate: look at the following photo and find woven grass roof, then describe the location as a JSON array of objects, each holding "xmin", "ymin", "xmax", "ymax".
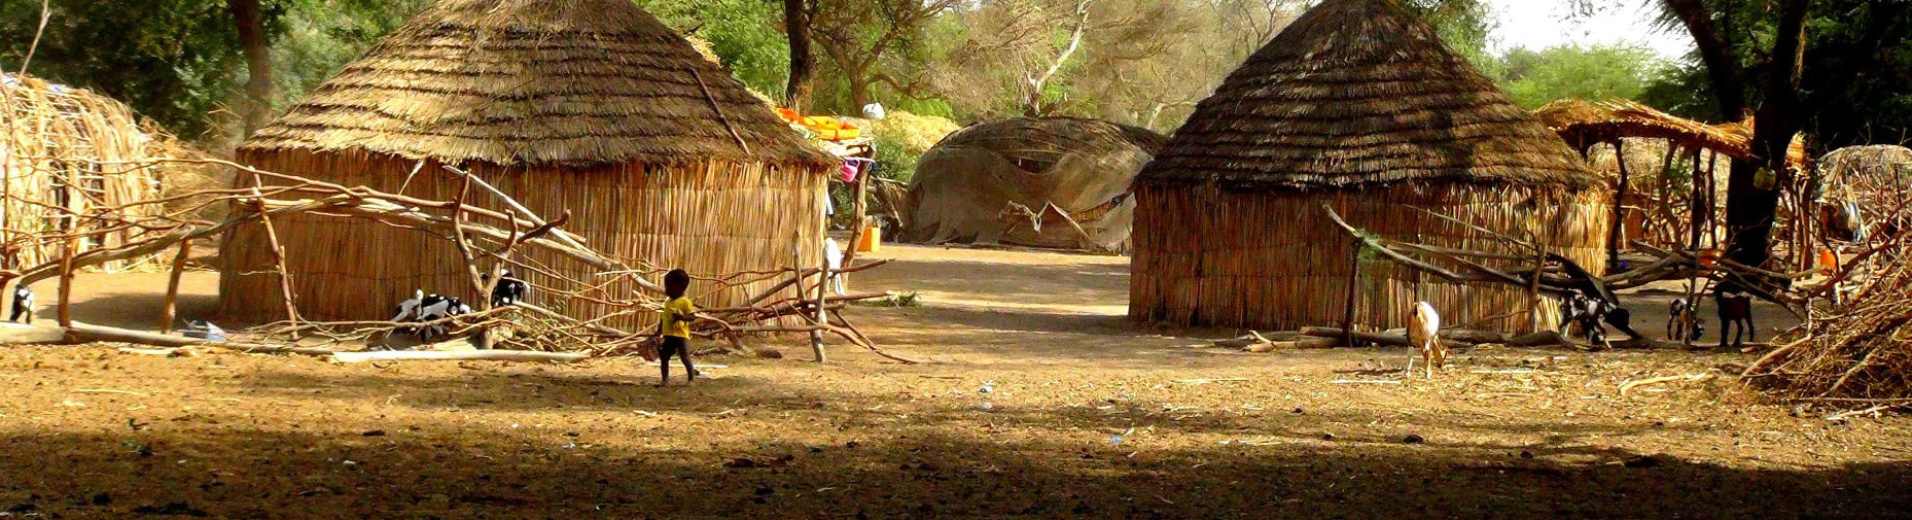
[
  {"xmin": 1137, "ymin": 0, "xmax": 1595, "ymax": 191},
  {"xmin": 1535, "ymin": 98, "xmax": 1808, "ymax": 170},
  {"xmin": 242, "ymin": 0, "xmax": 832, "ymax": 168}
]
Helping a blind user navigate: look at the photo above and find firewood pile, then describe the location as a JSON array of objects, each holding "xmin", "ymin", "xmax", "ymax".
[{"xmin": 1744, "ymin": 199, "xmax": 1912, "ymax": 404}]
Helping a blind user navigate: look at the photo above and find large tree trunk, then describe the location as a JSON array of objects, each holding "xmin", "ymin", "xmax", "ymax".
[
  {"xmin": 783, "ymin": 0, "xmax": 816, "ymax": 113},
  {"xmin": 227, "ymin": 0, "xmax": 273, "ymax": 138},
  {"xmin": 1725, "ymin": 0, "xmax": 1814, "ymax": 270},
  {"xmin": 1662, "ymin": 0, "xmax": 1747, "ymax": 120}
]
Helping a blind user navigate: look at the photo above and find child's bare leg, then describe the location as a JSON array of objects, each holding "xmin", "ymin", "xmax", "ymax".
[{"xmin": 682, "ymin": 351, "xmax": 696, "ymax": 382}]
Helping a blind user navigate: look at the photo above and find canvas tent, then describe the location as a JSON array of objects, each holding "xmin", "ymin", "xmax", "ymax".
[
  {"xmin": 218, "ymin": 0, "xmax": 835, "ymax": 327},
  {"xmin": 900, "ymin": 117, "xmax": 1164, "ymax": 252},
  {"xmin": 1129, "ymin": 0, "xmax": 1609, "ymax": 331}
]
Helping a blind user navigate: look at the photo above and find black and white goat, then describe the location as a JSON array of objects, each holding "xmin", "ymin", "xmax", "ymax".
[
  {"xmin": 1714, "ymin": 280, "xmax": 1756, "ymax": 348},
  {"xmin": 1667, "ymin": 298, "xmax": 1704, "ymax": 342},
  {"xmin": 9, "ymin": 284, "xmax": 31, "ymax": 324},
  {"xmin": 392, "ymin": 289, "xmax": 471, "ymax": 342},
  {"xmin": 482, "ymin": 269, "xmax": 529, "ymax": 307},
  {"xmin": 1560, "ymin": 290, "xmax": 1608, "ymax": 344}
]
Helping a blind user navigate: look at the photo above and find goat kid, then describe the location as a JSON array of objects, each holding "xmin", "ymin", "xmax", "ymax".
[
  {"xmin": 9, "ymin": 285, "xmax": 31, "ymax": 324},
  {"xmin": 1714, "ymin": 280, "xmax": 1756, "ymax": 348},
  {"xmin": 1559, "ymin": 291, "xmax": 1606, "ymax": 344},
  {"xmin": 482, "ymin": 269, "xmax": 529, "ymax": 307},
  {"xmin": 1404, "ymin": 301, "xmax": 1446, "ymax": 378},
  {"xmin": 1667, "ymin": 298, "xmax": 1704, "ymax": 342}
]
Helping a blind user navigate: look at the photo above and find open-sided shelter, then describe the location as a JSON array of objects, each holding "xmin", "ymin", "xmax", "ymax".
[
  {"xmin": 219, "ymin": 0, "xmax": 835, "ymax": 326},
  {"xmin": 1129, "ymin": 0, "xmax": 1610, "ymax": 331},
  {"xmin": 901, "ymin": 117, "xmax": 1164, "ymax": 252}
]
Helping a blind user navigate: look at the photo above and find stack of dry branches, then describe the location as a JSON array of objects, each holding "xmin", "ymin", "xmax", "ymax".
[{"xmin": 1744, "ymin": 192, "xmax": 1912, "ymax": 404}]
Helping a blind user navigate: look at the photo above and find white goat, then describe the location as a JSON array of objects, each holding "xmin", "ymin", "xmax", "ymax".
[{"xmin": 1404, "ymin": 301, "xmax": 1445, "ymax": 379}]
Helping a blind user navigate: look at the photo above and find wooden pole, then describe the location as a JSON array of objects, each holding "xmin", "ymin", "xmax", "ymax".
[
  {"xmin": 840, "ymin": 160, "xmax": 872, "ymax": 273},
  {"xmin": 810, "ymin": 184, "xmax": 831, "ymax": 363},
  {"xmin": 159, "ymin": 238, "xmax": 192, "ymax": 334},
  {"xmin": 248, "ymin": 182, "xmax": 298, "ymax": 331},
  {"xmin": 1608, "ymin": 140, "xmax": 1631, "ymax": 267},
  {"xmin": 1341, "ymin": 243, "xmax": 1360, "ymax": 347},
  {"xmin": 56, "ymin": 166, "xmax": 74, "ymax": 328}
]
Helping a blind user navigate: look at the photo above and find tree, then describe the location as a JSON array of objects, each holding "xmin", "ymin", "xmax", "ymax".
[
  {"xmin": 782, "ymin": 0, "xmax": 817, "ymax": 112},
  {"xmin": 1575, "ymin": 0, "xmax": 1817, "ymax": 269},
  {"xmin": 1494, "ymin": 44, "xmax": 1671, "ymax": 108},
  {"xmin": 227, "ymin": 0, "xmax": 273, "ymax": 138},
  {"xmin": 812, "ymin": 0, "xmax": 959, "ymax": 109}
]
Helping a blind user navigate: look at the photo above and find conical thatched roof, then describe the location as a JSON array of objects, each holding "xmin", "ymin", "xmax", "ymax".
[
  {"xmin": 1138, "ymin": 0, "xmax": 1595, "ymax": 190},
  {"xmin": 242, "ymin": 0, "xmax": 831, "ymax": 168}
]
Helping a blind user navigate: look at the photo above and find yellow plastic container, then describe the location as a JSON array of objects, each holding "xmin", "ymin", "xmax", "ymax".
[{"xmin": 857, "ymin": 225, "xmax": 881, "ymax": 253}]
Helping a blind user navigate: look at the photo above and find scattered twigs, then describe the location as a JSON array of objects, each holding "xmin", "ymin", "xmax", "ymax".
[
  {"xmin": 1618, "ymin": 372, "xmax": 1714, "ymax": 396},
  {"xmin": 333, "ymin": 350, "xmax": 588, "ymax": 363}
]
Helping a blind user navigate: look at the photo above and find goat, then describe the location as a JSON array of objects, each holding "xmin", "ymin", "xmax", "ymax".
[
  {"xmin": 1403, "ymin": 301, "xmax": 1445, "ymax": 378},
  {"xmin": 483, "ymin": 269, "xmax": 529, "ymax": 307},
  {"xmin": 412, "ymin": 294, "xmax": 472, "ymax": 343},
  {"xmin": 1559, "ymin": 290, "xmax": 1606, "ymax": 344},
  {"xmin": 1714, "ymin": 280, "xmax": 1756, "ymax": 348},
  {"xmin": 1667, "ymin": 298, "xmax": 1704, "ymax": 342},
  {"xmin": 9, "ymin": 284, "xmax": 31, "ymax": 324}
]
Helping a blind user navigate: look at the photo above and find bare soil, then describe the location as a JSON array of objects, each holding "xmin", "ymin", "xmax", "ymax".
[{"xmin": 1, "ymin": 245, "xmax": 1906, "ymax": 519}]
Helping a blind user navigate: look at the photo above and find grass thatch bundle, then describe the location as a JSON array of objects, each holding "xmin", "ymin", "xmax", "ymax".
[
  {"xmin": 1131, "ymin": 0, "xmax": 1609, "ymax": 331},
  {"xmin": 0, "ymin": 73, "xmax": 217, "ymax": 272}
]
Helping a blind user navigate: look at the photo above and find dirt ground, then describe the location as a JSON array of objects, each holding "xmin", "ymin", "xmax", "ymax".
[{"xmin": 1, "ymin": 245, "xmax": 1907, "ymax": 519}]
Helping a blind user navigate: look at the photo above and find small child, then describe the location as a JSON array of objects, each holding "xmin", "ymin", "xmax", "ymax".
[{"xmin": 655, "ymin": 269, "xmax": 700, "ymax": 386}]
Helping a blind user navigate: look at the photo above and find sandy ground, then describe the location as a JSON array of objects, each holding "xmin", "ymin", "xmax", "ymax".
[{"xmin": 0, "ymin": 245, "xmax": 1906, "ymax": 519}]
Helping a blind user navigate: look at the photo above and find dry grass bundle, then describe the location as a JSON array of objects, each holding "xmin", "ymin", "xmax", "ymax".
[{"xmin": 0, "ymin": 73, "xmax": 216, "ymax": 272}]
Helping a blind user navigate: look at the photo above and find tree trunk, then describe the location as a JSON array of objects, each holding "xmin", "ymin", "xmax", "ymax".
[
  {"xmin": 782, "ymin": 0, "xmax": 815, "ymax": 112},
  {"xmin": 1725, "ymin": 0, "xmax": 1813, "ymax": 270},
  {"xmin": 1662, "ymin": 0, "xmax": 1747, "ymax": 121},
  {"xmin": 227, "ymin": 0, "xmax": 273, "ymax": 138}
]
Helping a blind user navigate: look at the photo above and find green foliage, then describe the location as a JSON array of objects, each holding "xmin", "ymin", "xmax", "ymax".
[
  {"xmin": 1403, "ymin": 0, "xmax": 1500, "ymax": 73},
  {"xmin": 272, "ymin": 0, "xmax": 431, "ymax": 110},
  {"xmin": 635, "ymin": 0, "xmax": 791, "ymax": 98},
  {"xmin": 1495, "ymin": 44, "xmax": 1671, "ymax": 109},
  {"xmin": 0, "ymin": 0, "xmax": 249, "ymax": 139}
]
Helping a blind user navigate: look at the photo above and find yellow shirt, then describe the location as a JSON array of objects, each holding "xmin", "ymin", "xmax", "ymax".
[{"xmin": 660, "ymin": 297, "xmax": 697, "ymax": 339}]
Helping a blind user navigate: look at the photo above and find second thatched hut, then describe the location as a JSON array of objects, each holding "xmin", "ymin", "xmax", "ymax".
[
  {"xmin": 1129, "ymin": 0, "xmax": 1609, "ymax": 331},
  {"xmin": 218, "ymin": 0, "xmax": 835, "ymax": 326}
]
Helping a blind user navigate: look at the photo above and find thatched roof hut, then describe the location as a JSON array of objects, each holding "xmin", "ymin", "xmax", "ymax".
[
  {"xmin": 1, "ymin": 73, "xmax": 206, "ymax": 272},
  {"xmin": 219, "ymin": 0, "xmax": 835, "ymax": 325},
  {"xmin": 1129, "ymin": 0, "xmax": 1610, "ymax": 331},
  {"xmin": 900, "ymin": 117, "xmax": 1164, "ymax": 252}
]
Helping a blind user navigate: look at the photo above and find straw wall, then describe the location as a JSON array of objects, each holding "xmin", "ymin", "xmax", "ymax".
[
  {"xmin": 1130, "ymin": 182, "xmax": 1609, "ymax": 332},
  {"xmin": 219, "ymin": 149, "xmax": 827, "ymax": 329}
]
